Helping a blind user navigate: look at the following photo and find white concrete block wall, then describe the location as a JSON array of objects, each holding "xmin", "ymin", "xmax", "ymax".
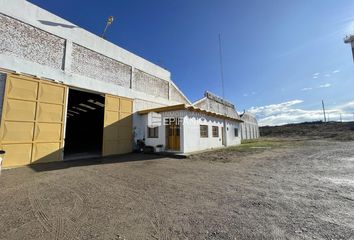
[
  {"xmin": 133, "ymin": 69, "xmax": 169, "ymax": 99},
  {"xmin": 0, "ymin": 13, "xmax": 66, "ymax": 70},
  {"xmin": 0, "ymin": 0, "xmax": 190, "ymax": 108},
  {"xmin": 71, "ymin": 43, "xmax": 132, "ymax": 88},
  {"xmin": 170, "ymin": 82, "xmax": 190, "ymax": 104},
  {"xmin": 0, "ymin": 0, "xmax": 171, "ymax": 81}
]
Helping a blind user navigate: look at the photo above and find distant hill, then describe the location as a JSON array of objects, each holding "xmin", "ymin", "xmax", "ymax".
[{"xmin": 260, "ymin": 121, "xmax": 354, "ymax": 141}]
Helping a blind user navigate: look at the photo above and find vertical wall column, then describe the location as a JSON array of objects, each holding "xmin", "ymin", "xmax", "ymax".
[
  {"xmin": 130, "ymin": 66, "xmax": 135, "ymax": 89},
  {"xmin": 168, "ymin": 82, "xmax": 171, "ymax": 100},
  {"xmin": 63, "ymin": 40, "xmax": 73, "ymax": 73}
]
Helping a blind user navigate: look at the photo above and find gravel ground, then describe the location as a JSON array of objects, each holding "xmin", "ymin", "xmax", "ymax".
[{"xmin": 0, "ymin": 139, "xmax": 353, "ymax": 240}]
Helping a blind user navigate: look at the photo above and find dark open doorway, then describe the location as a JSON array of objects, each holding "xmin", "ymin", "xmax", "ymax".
[{"xmin": 64, "ymin": 88, "xmax": 105, "ymax": 160}]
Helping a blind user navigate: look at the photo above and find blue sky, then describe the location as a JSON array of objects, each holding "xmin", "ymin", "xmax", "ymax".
[{"xmin": 28, "ymin": 0, "xmax": 354, "ymax": 125}]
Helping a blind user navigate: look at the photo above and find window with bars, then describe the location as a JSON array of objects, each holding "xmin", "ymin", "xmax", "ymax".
[
  {"xmin": 212, "ymin": 126, "xmax": 219, "ymax": 137},
  {"xmin": 200, "ymin": 125, "xmax": 208, "ymax": 138},
  {"xmin": 147, "ymin": 127, "xmax": 159, "ymax": 138}
]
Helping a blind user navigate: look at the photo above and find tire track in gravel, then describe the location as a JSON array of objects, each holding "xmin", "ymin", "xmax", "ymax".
[
  {"xmin": 27, "ymin": 180, "xmax": 91, "ymax": 240},
  {"xmin": 28, "ymin": 187, "xmax": 53, "ymax": 233},
  {"xmin": 86, "ymin": 169, "xmax": 172, "ymax": 240},
  {"xmin": 54, "ymin": 217, "xmax": 64, "ymax": 240}
]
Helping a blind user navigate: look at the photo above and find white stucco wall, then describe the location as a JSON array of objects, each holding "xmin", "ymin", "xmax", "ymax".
[
  {"xmin": 183, "ymin": 113, "xmax": 241, "ymax": 153},
  {"xmin": 183, "ymin": 113, "xmax": 223, "ymax": 153},
  {"xmin": 140, "ymin": 114, "xmax": 167, "ymax": 149},
  {"xmin": 139, "ymin": 111, "xmax": 185, "ymax": 152},
  {"xmin": 138, "ymin": 110, "xmax": 241, "ymax": 153},
  {"xmin": 225, "ymin": 120, "xmax": 242, "ymax": 146}
]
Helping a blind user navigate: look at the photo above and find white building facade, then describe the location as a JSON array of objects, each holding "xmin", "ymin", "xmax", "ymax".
[{"xmin": 139, "ymin": 105, "xmax": 242, "ymax": 153}]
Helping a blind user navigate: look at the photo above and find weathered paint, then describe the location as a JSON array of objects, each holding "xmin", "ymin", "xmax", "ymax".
[
  {"xmin": 133, "ymin": 69, "xmax": 169, "ymax": 99},
  {"xmin": 71, "ymin": 44, "xmax": 132, "ymax": 88},
  {"xmin": 0, "ymin": 13, "xmax": 65, "ymax": 70}
]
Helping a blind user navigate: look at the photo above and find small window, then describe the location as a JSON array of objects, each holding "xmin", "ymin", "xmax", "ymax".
[
  {"xmin": 212, "ymin": 126, "xmax": 219, "ymax": 137},
  {"xmin": 234, "ymin": 128, "xmax": 239, "ymax": 137},
  {"xmin": 147, "ymin": 127, "xmax": 159, "ymax": 138},
  {"xmin": 200, "ymin": 125, "xmax": 208, "ymax": 138}
]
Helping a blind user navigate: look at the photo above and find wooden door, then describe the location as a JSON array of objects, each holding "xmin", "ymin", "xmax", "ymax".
[{"xmin": 166, "ymin": 122, "xmax": 180, "ymax": 151}]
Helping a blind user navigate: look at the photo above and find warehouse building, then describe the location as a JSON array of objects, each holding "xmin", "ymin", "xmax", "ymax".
[
  {"xmin": 239, "ymin": 111, "xmax": 260, "ymax": 140},
  {"xmin": 0, "ymin": 0, "xmax": 258, "ymax": 167}
]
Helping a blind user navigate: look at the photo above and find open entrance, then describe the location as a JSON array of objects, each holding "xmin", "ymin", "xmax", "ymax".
[{"xmin": 64, "ymin": 89, "xmax": 105, "ymax": 160}]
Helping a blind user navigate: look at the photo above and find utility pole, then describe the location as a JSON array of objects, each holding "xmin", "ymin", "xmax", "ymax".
[
  {"xmin": 102, "ymin": 16, "xmax": 114, "ymax": 39},
  {"xmin": 322, "ymin": 100, "xmax": 327, "ymax": 123},
  {"xmin": 340, "ymin": 113, "xmax": 343, "ymax": 122}
]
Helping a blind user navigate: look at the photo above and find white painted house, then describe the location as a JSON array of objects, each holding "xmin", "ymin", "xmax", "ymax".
[{"xmin": 138, "ymin": 103, "xmax": 242, "ymax": 153}]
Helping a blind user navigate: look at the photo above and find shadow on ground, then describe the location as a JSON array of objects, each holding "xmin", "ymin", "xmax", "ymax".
[{"xmin": 28, "ymin": 153, "xmax": 167, "ymax": 172}]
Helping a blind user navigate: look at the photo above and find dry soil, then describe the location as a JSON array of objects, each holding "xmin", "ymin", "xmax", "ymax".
[{"xmin": 0, "ymin": 139, "xmax": 353, "ymax": 240}]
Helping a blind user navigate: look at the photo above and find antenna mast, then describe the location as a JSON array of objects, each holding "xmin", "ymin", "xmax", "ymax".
[
  {"xmin": 322, "ymin": 100, "xmax": 327, "ymax": 123},
  {"xmin": 218, "ymin": 34, "xmax": 227, "ymax": 146},
  {"xmin": 218, "ymin": 34, "xmax": 225, "ymax": 99}
]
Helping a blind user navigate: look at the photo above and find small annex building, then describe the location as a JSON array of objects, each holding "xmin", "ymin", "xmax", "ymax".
[
  {"xmin": 0, "ymin": 0, "xmax": 259, "ymax": 167},
  {"xmin": 138, "ymin": 101, "xmax": 243, "ymax": 153}
]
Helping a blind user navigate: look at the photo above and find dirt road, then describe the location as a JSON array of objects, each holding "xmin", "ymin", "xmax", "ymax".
[{"xmin": 0, "ymin": 139, "xmax": 353, "ymax": 239}]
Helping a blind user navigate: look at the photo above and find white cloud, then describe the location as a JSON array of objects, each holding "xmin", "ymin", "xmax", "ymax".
[
  {"xmin": 301, "ymin": 87, "xmax": 313, "ymax": 91},
  {"xmin": 243, "ymin": 91, "xmax": 257, "ymax": 97},
  {"xmin": 313, "ymin": 76, "xmax": 318, "ymax": 79},
  {"xmin": 332, "ymin": 69, "xmax": 340, "ymax": 74},
  {"xmin": 313, "ymin": 72, "xmax": 320, "ymax": 76},
  {"xmin": 300, "ymin": 83, "xmax": 332, "ymax": 91},
  {"xmin": 324, "ymin": 74, "xmax": 331, "ymax": 77},
  {"xmin": 249, "ymin": 99, "xmax": 354, "ymax": 126},
  {"xmin": 319, "ymin": 83, "xmax": 331, "ymax": 88}
]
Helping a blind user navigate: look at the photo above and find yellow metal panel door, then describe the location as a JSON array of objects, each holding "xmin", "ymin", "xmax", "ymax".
[
  {"xmin": 32, "ymin": 82, "xmax": 66, "ymax": 164},
  {"xmin": 102, "ymin": 95, "xmax": 133, "ymax": 156},
  {"xmin": 0, "ymin": 74, "xmax": 67, "ymax": 167}
]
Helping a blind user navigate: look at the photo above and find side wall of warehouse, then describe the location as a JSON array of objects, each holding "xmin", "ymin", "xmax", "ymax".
[{"xmin": 240, "ymin": 112, "xmax": 260, "ymax": 140}]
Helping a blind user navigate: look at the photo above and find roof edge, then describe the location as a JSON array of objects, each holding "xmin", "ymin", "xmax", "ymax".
[{"xmin": 138, "ymin": 104, "xmax": 243, "ymax": 122}]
